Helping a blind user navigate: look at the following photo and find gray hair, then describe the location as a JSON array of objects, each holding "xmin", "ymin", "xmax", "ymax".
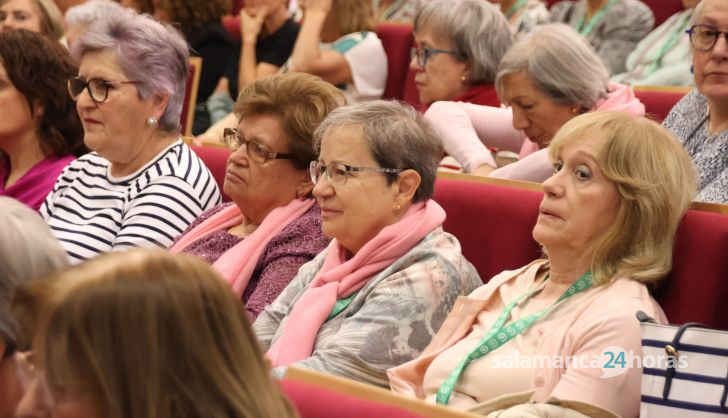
[
  {"xmin": 71, "ymin": 8, "xmax": 190, "ymax": 132},
  {"xmin": 65, "ymin": 0, "xmax": 125, "ymax": 29},
  {"xmin": 0, "ymin": 197, "xmax": 68, "ymax": 344},
  {"xmin": 313, "ymin": 100, "xmax": 443, "ymax": 203},
  {"xmin": 495, "ymin": 24, "xmax": 609, "ymax": 108},
  {"xmin": 414, "ymin": 0, "xmax": 512, "ymax": 84}
]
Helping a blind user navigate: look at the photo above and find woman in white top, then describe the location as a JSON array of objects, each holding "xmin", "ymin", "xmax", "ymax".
[
  {"xmin": 612, "ymin": 0, "xmax": 699, "ymax": 86},
  {"xmin": 288, "ymin": 0, "xmax": 388, "ymax": 104},
  {"xmin": 42, "ymin": 8, "xmax": 221, "ymax": 263}
]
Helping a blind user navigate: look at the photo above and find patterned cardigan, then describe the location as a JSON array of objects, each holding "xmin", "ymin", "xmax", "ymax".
[
  {"xmin": 550, "ymin": 0, "xmax": 654, "ymax": 75},
  {"xmin": 253, "ymin": 227, "xmax": 482, "ymax": 388}
]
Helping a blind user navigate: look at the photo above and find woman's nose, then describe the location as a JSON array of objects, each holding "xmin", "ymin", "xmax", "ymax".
[{"xmin": 511, "ymin": 107, "xmax": 530, "ymax": 131}]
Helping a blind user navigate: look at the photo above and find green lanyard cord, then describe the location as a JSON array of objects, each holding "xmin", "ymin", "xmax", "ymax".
[
  {"xmin": 435, "ymin": 271, "xmax": 594, "ymax": 405},
  {"xmin": 647, "ymin": 12, "xmax": 693, "ymax": 75},
  {"xmin": 505, "ymin": 0, "xmax": 528, "ymax": 20},
  {"xmin": 326, "ymin": 291, "xmax": 359, "ymax": 321},
  {"xmin": 576, "ymin": 0, "xmax": 619, "ymax": 37}
]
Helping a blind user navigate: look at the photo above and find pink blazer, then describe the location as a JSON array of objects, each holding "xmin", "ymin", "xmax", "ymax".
[{"xmin": 388, "ymin": 260, "xmax": 666, "ymax": 418}]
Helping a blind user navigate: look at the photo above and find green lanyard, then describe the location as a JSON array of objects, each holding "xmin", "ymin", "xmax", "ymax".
[
  {"xmin": 576, "ymin": 0, "xmax": 619, "ymax": 37},
  {"xmin": 435, "ymin": 271, "xmax": 594, "ymax": 405},
  {"xmin": 326, "ymin": 291, "xmax": 359, "ymax": 321},
  {"xmin": 505, "ymin": 0, "xmax": 528, "ymax": 20},
  {"xmin": 647, "ymin": 12, "xmax": 692, "ymax": 75}
]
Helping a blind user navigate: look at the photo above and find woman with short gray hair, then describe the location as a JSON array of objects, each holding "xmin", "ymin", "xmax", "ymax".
[
  {"xmin": 254, "ymin": 100, "xmax": 481, "ymax": 388},
  {"xmin": 42, "ymin": 8, "xmax": 221, "ymax": 263},
  {"xmin": 411, "ymin": 0, "xmax": 512, "ymax": 107},
  {"xmin": 426, "ymin": 24, "xmax": 645, "ymax": 182},
  {"xmin": 0, "ymin": 196, "xmax": 68, "ymax": 418}
]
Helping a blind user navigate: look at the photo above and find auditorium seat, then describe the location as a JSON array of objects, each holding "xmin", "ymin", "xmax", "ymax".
[
  {"xmin": 433, "ymin": 174, "xmax": 728, "ymax": 330},
  {"xmin": 190, "ymin": 145, "xmax": 231, "ymax": 202},
  {"xmin": 433, "ymin": 176, "xmax": 542, "ymax": 283},
  {"xmin": 633, "ymin": 87, "xmax": 689, "ymax": 122},
  {"xmin": 222, "ymin": 14, "xmax": 241, "ymax": 42},
  {"xmin": 181, "ymin": 57, "xmax": 202, "ymax": 137},
  {"xmin": 280, "ymin": 367, "xmax": 479, "ymax": 418},
  {"xmin": 376, "ymin": 22, "xmax": 415, "ymax": 100}
]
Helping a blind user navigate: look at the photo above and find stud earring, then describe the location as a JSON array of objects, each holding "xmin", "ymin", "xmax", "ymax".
[
  {"xmin": 396, "ymin": 204, "xmax": 401, "ymax": 211},
  {"xmin": 146, "ymin": 116, "xmax": 158, "ymax": 127},
  {"xmin": 461, "ymin": 74, "xmax": 468, "ymax": 82}
]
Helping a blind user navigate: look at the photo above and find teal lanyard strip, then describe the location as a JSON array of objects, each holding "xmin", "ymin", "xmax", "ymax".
[
  {"xmin": 505, "ymin": 0, "xmax": 528, "ymax": 20},
  {"xmin": 327, "ymin": 291, "xmax": 359, "ymax": 321},
  {"xmin": 576, "ymin": 0, "xmax": 619, "ymax": 37},
  {"xmin": 435, "ymin": 272, "xmax": 594, "ymax": 405},
  {"xmin": 647, "ymin": 13, "xmax": 692, "ymax": 75}
]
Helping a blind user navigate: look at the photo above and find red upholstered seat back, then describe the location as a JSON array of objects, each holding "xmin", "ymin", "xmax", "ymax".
[
  {"xmin": 656, "ymin": 210, "xmax": 728, "ymax": 330},
  {"xmin": 190, "ymin": 145, "xmax": 231, "ymax": 202},
  {"xmin": 280, "ymin": 379, "xmax": 427, "ymax": 418},
  {"xmin": 222, "ymin": 15, "xmax": 241, "ymax": 42},
  {"xmin": 633, "ymin": 89, "xmax": 687, "ymax": 123},
  {"xmin": 433, "ymin": 178, "xmax": 543, "ymax": 283},
  {"xmin": 376, "ymin": 23, "xmax": 415, "ymax": 100},
  {"xmin": 433, "ymin": 176, "xmax": 728, "ymax": 330},
  {"xmin": 641, "ymin": 0, "xmax": 684, "ymax": 27}
]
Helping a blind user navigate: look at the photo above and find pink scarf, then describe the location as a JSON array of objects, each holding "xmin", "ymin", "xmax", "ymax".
[
  {"xmin": 267, "ymin": 200, "xmax": 446, "ymax": 367},
  {"xmin": 170, "ymin": 198, "xmax": 315, "ymax": 297}
]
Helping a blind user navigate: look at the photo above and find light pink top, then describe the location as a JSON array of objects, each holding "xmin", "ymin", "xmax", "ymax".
[
  {"xmin": 388, "ymin": 260, "xmax": 666, "ymax": 418},
  {"xmin": 424, "ymin": 83, "xmax": 645, "ymax": 182}
]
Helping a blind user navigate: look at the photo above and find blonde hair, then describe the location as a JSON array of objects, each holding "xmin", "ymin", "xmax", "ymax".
[
  {"xmin": 548, "ymin": 112, "xmax": 697, "ymax": 286},
  {"xmin": 31, "ymin": 249, "xmax": 297, "ymax": 418},
  {"xmin": 335, "ymin": 0, "xmax": 375, "ymax": 34},
  {"xmin": 0, "ymin": 0, "xmax": 64, "ymax": 39}
]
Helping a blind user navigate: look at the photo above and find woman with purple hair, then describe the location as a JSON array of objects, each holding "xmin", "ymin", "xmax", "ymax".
[{"xmin": 41, "ymin": 8, "xmax": 221, "ymax": 263}]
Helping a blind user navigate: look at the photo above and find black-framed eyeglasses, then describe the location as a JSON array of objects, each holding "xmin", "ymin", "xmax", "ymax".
[
  {"xmin": 687, "ymin": 25, "xmax": 728, "ymax": 52},
  {"xmin": 67, "ymin": 76, "xmax": 141, "ymax": 103},
  {"xmin": 411, "ymin": 46, "xmax": 466, "ymax": 67},
  {"xmin": 309, "ymin": 161, "xmax": 403, "ymax": 187},
  {"xmin": 223, "ymin": 128, "xmax": 297, "ymax": 164}
]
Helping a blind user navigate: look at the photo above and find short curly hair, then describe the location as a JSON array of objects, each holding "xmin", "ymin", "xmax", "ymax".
[
  {"xmin": 156, "ymin": 0, "xmax": 231, "ymax": 39},
  {"xmin": 0, "ymin": 30, "xmax": 85, "ymax": 157}
]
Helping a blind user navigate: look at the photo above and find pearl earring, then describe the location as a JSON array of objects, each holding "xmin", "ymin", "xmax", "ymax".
[{"xmin": 146, "ymin": 116, "xmax": 158, "ymax": 127}]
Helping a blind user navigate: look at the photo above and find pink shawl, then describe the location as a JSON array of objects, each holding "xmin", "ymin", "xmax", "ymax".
[
  {"xmin": 170, "ymin": 198, "xmax": 315, "ymax": 297},
  {"xmin": 267, "ymin": 200, "xmax": 446, "ymax": 367}
]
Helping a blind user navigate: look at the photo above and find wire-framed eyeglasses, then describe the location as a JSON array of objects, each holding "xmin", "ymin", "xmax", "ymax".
[
  {"xmin": 223, "ymin": 128, "xmax": 297, "ymax": 164},
  {"xmin": 309, "ymin": 161, "xmax": 403, "ymax": 187},
  {"xmin": 687, "ymin": 24, "xmax": 728, "ymax": 52},
  {"xmin": 67, "ymin": 76, "xmax": 141, "ymax": 103},
  {"xmin": 411, "ymin": 46, "xmax": 466, "ymax": 67}
]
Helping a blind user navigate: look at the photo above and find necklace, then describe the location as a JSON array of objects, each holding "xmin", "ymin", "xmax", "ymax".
[{"xmin": 505, "ymin": 0, "xmax": 528, "ymax": 20}]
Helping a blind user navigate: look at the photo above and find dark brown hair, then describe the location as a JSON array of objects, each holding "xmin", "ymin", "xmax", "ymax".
[
  {"xmin": 156, "ymin": 0, "xmax": 231, "ymax": 39},
  {"xmin": 0, "ymin": 30, "xmax": 86, "ymax": 157}
]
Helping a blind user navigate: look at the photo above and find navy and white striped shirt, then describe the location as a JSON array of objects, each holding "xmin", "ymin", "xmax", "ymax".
[{"xmin": 41, "ymin": 140, "xmax": 221, "ymax": 263}]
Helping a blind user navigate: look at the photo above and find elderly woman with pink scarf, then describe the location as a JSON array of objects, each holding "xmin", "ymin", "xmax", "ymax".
[
  {"xmin": 170, "ymin": 73, "xmax": 343, "ymax": 320},
  {"xmin": 430, "ymin": 24, "xmax": 645, "ymax": 181},
  {"xmin": 253, "ymin": 100, "xmax": 481, "ymax": 388}
]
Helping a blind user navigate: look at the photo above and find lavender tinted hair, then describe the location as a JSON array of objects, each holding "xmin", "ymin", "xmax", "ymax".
[{"xmin": 71, "ymin": 8, "xmax": 189, "ymax": 132}]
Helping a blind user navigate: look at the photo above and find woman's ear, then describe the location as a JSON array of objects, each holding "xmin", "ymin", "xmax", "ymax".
[
  {"xmin": 151, "ymin": 91, "xmax": 170, "ymax": 122},
  {"xmin": 296, "ymin": 177, "xmax": 315, "ymax": 199},
  {"xmin": 394, "ymin": 169, "xmax": 421, "ymax": 204}
]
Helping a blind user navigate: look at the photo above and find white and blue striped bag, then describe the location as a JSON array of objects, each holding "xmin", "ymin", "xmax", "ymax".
[{"xmin": 638, "ymin": 312, "xmax": 728, "ymax": 417}]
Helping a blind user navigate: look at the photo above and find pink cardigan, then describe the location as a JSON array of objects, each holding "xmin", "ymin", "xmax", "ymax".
[
  {"xmin": 388, "ymin": 260, "xmax": 666, "ymax": 418},
  {"xmin": 425, "ymin": 83, "xmax": 645, "ymax": 182}
]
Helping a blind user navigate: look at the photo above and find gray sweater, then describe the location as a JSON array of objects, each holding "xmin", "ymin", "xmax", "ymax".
[{"xmin": 550, "ymin": 0, "xmax": 654, "ymax": 75}]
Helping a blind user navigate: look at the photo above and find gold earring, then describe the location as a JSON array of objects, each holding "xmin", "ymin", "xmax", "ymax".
[
  {"xmin": 571, "ymin": 107, "xmax": 580, "ymax": 114},
  {"xmin": 396, "ymin": 204, "xmax": 401, "ymax": 211},
  {"xmin": 461, "ymin": 74, "xmax": 468, "ymax": 82}
]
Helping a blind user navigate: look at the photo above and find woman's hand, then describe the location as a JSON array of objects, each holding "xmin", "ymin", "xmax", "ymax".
[{"xmin": 240, "ymin": 6, "xmax": 268, "ymax": 44}]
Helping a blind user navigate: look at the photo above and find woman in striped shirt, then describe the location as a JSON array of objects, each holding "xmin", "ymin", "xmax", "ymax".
[{"xmin": 42, "ymin": 8, "xmax": 221, "ymax": 263}]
